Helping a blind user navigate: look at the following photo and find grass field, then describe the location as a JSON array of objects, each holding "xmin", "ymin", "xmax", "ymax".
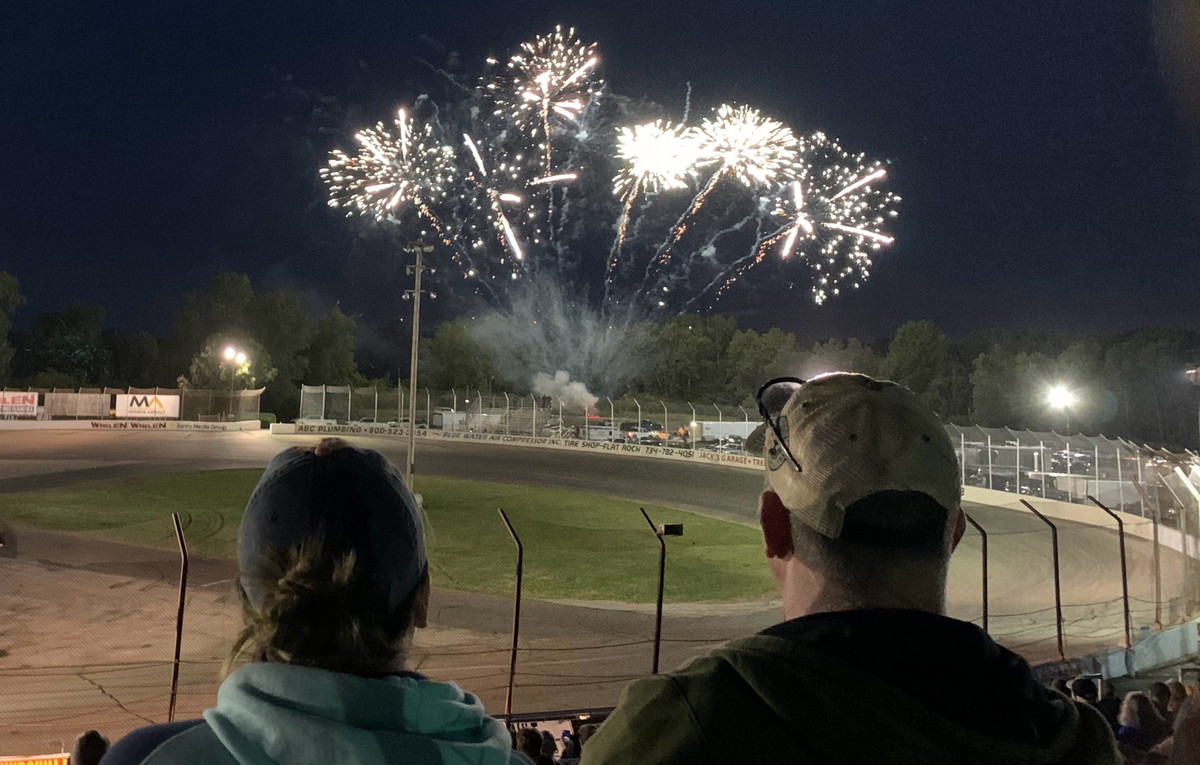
[{"xmin": 0, "ymin": 471, "xmax": 775, "ymax": 602}]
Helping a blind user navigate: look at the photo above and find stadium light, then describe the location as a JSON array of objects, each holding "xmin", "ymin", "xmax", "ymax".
[
  {"xmin": 1045, "ymin": 384, "xmax": 1077, "ymax": 435},
  {"xmin": 222, "ymin": 345, "xmax": 248, "ymax": 422},
  {"xmin": 223, "ymin": 346, "xmax": 236, "ymax": 361}
]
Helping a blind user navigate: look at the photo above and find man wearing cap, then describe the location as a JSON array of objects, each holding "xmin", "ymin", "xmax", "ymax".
[
  {"xmin": 583, "ymin": 373, "xmax": 1119, "ymax": 764},
  {"xmin": 102, "ymin": 438, "xmax": 525, "ymax": 765}
]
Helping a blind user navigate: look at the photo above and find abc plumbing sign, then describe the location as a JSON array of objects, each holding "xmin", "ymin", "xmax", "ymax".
[
  {"xmin": 115, "ymin": 394, "xmax": 180, "ymax": 418},
  {"xmin": 0, "ymin": 392, "xmax": 37, "ymax": 416}
]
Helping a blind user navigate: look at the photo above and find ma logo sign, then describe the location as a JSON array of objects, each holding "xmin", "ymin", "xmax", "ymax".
[{"xmin": 115, "ymin": 394, "xmax": 181, "ymax": 419}]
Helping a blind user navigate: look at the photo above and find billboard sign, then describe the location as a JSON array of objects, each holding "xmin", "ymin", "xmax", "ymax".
[
  {"xmin": 0, "ymin": 392, "xmax": 37, "ymax": 416},
  {"xmin": 114, "ymin": 394, "xmax": 180, "ymax": 419}
]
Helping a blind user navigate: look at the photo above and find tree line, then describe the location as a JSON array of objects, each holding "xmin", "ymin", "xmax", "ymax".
[
  {"xmin": 422, "ymin": 316, "xmax": 1200, "ymax": 450},
  {"xmin": 3, "ymin": 270, "xmax": 1199, "ymax": 448},
  {"xmin": 0, "ymin": 272, "xmax": 358, "ymax": 419}
]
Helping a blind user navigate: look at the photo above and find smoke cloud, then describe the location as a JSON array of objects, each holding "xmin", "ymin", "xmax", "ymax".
[{"xmin": 532, "ymin": 370, "xmax": 599, "ymax": 412}]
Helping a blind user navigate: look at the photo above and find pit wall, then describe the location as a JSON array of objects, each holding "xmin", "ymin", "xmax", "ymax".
[{"xmin": 0, "ymin": 419, "xmax": 261, "ymax": 432}]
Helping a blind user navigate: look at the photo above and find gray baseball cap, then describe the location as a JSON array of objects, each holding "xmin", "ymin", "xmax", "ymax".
[{"xmin": 238, "ymin": 440, "xmax": 427, "ymax": 618}]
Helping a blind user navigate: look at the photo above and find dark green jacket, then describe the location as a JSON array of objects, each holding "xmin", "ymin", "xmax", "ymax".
[{"xmin": 583, "ymin": 610, "xmax": 1119, "ymax": 765}]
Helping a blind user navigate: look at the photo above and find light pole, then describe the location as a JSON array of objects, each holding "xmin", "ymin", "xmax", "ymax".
[
  {"xmin": 223, "ymin": 346, "xmax": 247, "ymax": 421},
  {"xmin": 1187, "ymin": 368, "xmax": 1200, "ymax": 450},
  {"xmin": 1046, "ymin": 384, "xmax": 1077, "ymax": 435},
  {"xmin": 403, "ymin": 238, "xmax": 434, "ymax": 487}
]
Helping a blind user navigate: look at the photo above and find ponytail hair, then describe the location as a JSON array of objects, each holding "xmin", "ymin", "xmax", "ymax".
[{"xmin": 225, "ymin": 539, "xmax": 424, "ymax": 677}]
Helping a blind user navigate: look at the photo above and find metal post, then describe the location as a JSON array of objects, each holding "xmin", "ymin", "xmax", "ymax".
[
  {"xmin": 558, "ymin": 397, "xmax": 563, "ymax": 435},
  {"xmin": 1066, "ymin": 438, "xmax": 1074, "ymax": 502},
  {"xmin": 1020, "ymin": 499, "xmax": 1065, "ymax": 661},
  {"xmin": 426, "ymin": 389, "xmax": 431, "ymax": 428},
  {"xmin": 452, "ymin": 388, "xmax": 457, "ymax": 412},
  {"xmin": 1041, "ymin": 440, "xmax": 1048, "ymax": 498},
  {"xmin": 1015, "ymin": 438, "xmax": 1021, "ymax": 491},
  {"xmin": 347, "ymin": 385, "xmax": 352, "ymax": 423},
  {"xmin": 404, "ymin": 239, "xmax": 432, "ymax": 487},
  {"xmin": 1087, "ymin": 495, "xmax": 1133, "ymax": 648},
  {"xmin": 497, "ymin": 509, "xmax": 523, "ymax": 716},
  {"xmin": 987, "ymin": 435, "xmax": 994, "ymax": 490},
  {"xmin": 168, "ymin": 513, "xmax": 190, "ymax": 721},
  {"xmin": 530, "ymin": 394, "xmax": 537, "ymax": 436},
  {"xmin": 1094, "ymin": 445, "xmax": 1101, "ymax": 499},
  {"xmin": 640, "ymin": 508, "xmax": 667, "ymax": 674},
  {"xmin": 227, "ymin": 361, "xmax": 235, "ymax": 420},
  {"xmin": 688, "ymin": 402, "xmax": 696, "ymax": 449},
  {"xmin": 321, "ymin": 385, "xmax": 327, "ymax": 419},
  {"xmin": 504, "ymin": 392, "xmax": 510, "ymax": 435},
  {"xmin": 740, "ymin": 405, "xmax": 749, "ymax": 424},
  {"xmin": 607, "ymin": 397, "xmax": 615, "ymax": 436},
  {"xmin": 634, "ymin": 398, "xmax": 642, "ymax": 433},
  {"xmin": 961, "ymin": 432, "xmax": 967, "ymax": 480},
  {"xmin": 374, "ymin": 387, "xmax": 379, "ymax": 424},
  {"xmin": 963, "ymin": 513, "xmax": 989, "ymax": 633},
  {"xmin": 1132, "ymin": 479, "xmax": 1161, "ymax": 633},
  {"xmin": 713, "ymin": 403, "xmax": 722, "ymax": 423},
  {"xmin": 1158, "ymin": 475, "xmax": 1192, "ymax": 612},
  {"xmin": 1137, "ymin": 451, "xmax": 1146, "ymax": 517},
  {"xmin": 1117, "ymin": 446, "xmax": 1125, "ymax": 511},
  {"xmin": 661, "ymin": 401, "xmax": 668, "ymax": 436},
  {"xmin": 398, "ymin": 384, "xmax": 404, "ymax": 424}
]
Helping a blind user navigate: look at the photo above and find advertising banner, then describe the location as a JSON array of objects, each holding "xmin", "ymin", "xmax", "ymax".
[
  {"xmin": 0, "ymin": 392, "xmax": 37, "ymax": 416},
  {"xmin": 0, "ymin": 756, "xmax": 70, "ymax": 765},
  {"xmin": 114, "ymin": 394, "xmax": 180, "ymax": 418}
]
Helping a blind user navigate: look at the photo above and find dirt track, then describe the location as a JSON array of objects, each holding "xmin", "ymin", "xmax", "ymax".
[{"xmin": 0, "ymin": 430, "xmax": 1189, "ymax": 754}]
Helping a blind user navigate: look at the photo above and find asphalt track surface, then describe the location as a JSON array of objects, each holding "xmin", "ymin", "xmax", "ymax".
[{"xmin": 0, "ymin": 429, "xmax": 1190, "ymax": 753}]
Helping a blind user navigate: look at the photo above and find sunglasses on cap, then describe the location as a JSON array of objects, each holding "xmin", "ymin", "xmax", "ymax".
[{"xmin": 755, "ymin": 376, "xmax": 806, "ymax": 472}]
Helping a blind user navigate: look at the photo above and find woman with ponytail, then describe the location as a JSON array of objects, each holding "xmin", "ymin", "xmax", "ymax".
[{"xmin": 102, "ymin": 438, "xmax": 525, "ymax": 765}]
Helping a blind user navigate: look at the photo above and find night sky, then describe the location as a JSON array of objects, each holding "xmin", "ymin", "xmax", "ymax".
[{"xmin": 2, "ymin": 1, "xmax": 1198, "ymax": 342}]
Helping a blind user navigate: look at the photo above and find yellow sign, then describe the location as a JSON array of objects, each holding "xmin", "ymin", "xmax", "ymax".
[{"xmin": 0, "ymin": 756, "xmax": 70, "ymax": 765}]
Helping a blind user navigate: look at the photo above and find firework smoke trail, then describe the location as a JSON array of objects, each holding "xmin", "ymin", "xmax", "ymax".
[{"xmin": 463, "ymin": 132, "xmax": 526, "ymax": 269}]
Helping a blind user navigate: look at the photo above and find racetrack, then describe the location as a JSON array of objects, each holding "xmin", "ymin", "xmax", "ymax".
[{"xmin": 0, "ymin": 429, "xmax": 1190, "ymax": 754}]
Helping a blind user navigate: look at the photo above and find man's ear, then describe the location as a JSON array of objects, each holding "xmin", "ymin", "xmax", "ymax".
[
  {"xmin": 760, "ymin": 490, "xmax": 794, "ymax": 559},
  {"xmin": 950, "ymin": 507, "xmax": 966, "ymax": 552}
]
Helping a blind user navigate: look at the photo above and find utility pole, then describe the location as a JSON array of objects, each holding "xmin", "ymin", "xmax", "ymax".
[{"xmin": 404, "ymin": 238, "xmax": 434, "ymax": 487}]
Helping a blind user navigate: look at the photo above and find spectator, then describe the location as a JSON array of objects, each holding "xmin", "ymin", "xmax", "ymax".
[
  {"xmin": 1166, "ymin": 680, "xmax": 1188, "ymax": 723},
  {"xmin": 1050, "ymin": 678, "xmax": 1072, "ymax": 697},
  {"xmin": 582, "ymin": 374, "xmax": 1120, "ymax": 764},
  {"xmin": 1150, "ymin": 681, "xmax": 1173, "ymax": 720},
  {"xmin": 1075, "ymin": 678, "xmax": 1120, "ymax": 732},
  {"xmin": 515, "ymin": 728, "xmax": 552, "ymax": 765},
  {"xmin": 1119, "ymin": 691, "xmax": 1172, "ymax": 752},
  {"xmin": 101, "ymin": 438, "xmax": 522, "ymax": 764},
  {"xmin": 71, "ymin": 730, "xmax": 110, "ymax": 765}
]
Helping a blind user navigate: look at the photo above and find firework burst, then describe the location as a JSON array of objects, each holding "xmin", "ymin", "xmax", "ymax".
[
  {"xmin": 321, "ymin": 109, "xmax": 456, "ymax": 227},
  {"xmin": 490, "ymin": 25, "xmax": 602, "ymax": 170},
  {"xmin": 322, "ymin": 27, "xmax": 898, "ymax": 323}
]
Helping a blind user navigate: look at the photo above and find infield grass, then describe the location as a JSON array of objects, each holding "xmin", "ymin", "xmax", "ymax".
[{"xmin": 0, "ymin": 470, "xmax": 774, "ymax": 602}]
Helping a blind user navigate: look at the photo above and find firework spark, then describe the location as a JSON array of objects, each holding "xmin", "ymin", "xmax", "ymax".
[
  {"xmin": 321, "ymin": 109, "xmax": 455, "ymax": 225},
  {"xmin": 493, "ymin": 25, "xmax": 601, "ymax": 169}
]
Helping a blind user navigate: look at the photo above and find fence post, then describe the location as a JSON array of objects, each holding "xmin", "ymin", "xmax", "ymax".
[
  {"xmin": 1087, "ymin": 495, "xmax": 1132, "ymax": 648},
  {"xmin": 168, "ymin": 513, "xmax": 190, "ymax": 721},
  {"xmin": 963, "ymin": 513, "xmax": 988, "ymax": 633},
  {"xmin": 497, "ymin": 509, "xmax": 523, "ymax": 717},
  {"xmin": 504, "ymin": 392, "xmax": 511, "ymax": 435},
  {"xmin": 530, "ymin": 394, "xmax": 537, "ymax": 436},
  {"xmin": 1019, "ymin": 499, "xmax": 1065, "ymax": 661},
  {"xmin": 640, "ymin": 508, "xmax": 667, "ymax": 674},
  {"xmin": 986, "ymin": 434, "xmax": 994, "ymax": 489},
  {"xmin": 1132, "ymin": 478, "xmax": 1164, "ymax": 630}
]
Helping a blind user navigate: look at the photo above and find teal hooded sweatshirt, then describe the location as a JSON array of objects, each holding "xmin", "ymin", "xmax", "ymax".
[{"xmin": 114, "ymin": 664, "xmax": 522, "ymax": 765}]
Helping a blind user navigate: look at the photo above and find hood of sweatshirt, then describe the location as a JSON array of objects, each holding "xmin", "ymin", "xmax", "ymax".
[{"xmin": 201, "ymin": 664, "xmax": 515, "ymax": 765}]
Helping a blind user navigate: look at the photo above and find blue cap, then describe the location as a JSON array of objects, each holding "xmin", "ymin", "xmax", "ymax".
[{"xmin": 237, "ymin": 442, "xmax": 427, "ymax": 618}]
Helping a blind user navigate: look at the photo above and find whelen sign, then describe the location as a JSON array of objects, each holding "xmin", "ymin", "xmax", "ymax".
[
  {"xmin": 0, "ymin": 392, "xmax": 37, "ymax": 416},
  {"xmin": 114, "ymin": 394, "xmax": 180, "ymax": 418}
]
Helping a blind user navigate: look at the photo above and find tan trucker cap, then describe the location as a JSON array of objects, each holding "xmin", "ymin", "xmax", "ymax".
[{"xmin": 746, "ymin": 373, "xmax": 961, "ymax": 539}]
